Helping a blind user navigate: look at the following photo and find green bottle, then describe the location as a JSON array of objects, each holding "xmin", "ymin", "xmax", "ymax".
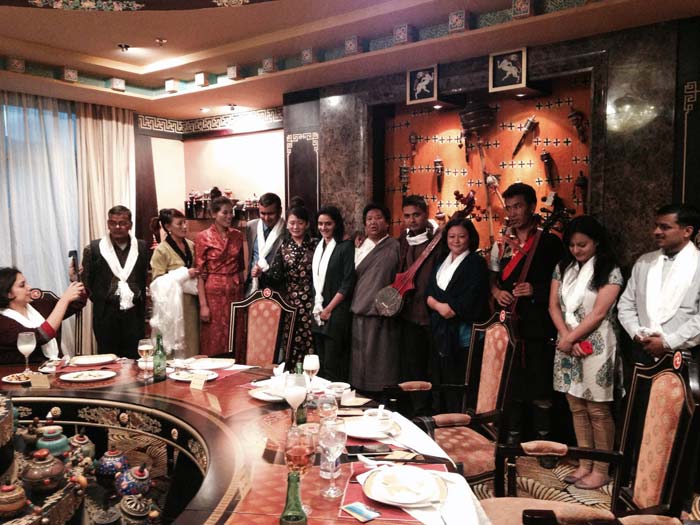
[
  {"xmin": 294, "ymin": 362, "xmax": 307, "ymax": 425},
  {"xmin": 153, "ymin": 333, "xmax": 167, "ymax": 382},
  {"xmin": 279, "ymin": 471, "xmax": 307, "ymax": 525}
]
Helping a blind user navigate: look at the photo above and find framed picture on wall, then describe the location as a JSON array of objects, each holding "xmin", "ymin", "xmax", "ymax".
[
  {"xmin": 489, "ymin": 48, "xmax": 527, "ymax": 93},
  {"xmin": 406, "ymin": 65, "xmax": 438, "ymax": 105}
]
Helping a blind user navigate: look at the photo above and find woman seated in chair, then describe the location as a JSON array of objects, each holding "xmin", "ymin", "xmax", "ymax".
[
  {"xmin": 267, "ymin": 204, "xmax": 318, "ymax": 370},
  {"xmin": 0, "ymin": 267, "xmax": 86, "ymax": 364},
  {"xmin": 549, "ymin": 216, "xmax": 623, "ymax": 489},
  {"xmin": 426, "ymin": 216, "xmax": 489, "ymax": 413}
]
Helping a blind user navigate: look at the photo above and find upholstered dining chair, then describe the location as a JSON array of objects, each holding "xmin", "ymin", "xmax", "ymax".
[
  {"xmin": 406, "ymin": 310, "xmax": 518, "ymax": 483},
  {"xmin": 480, "ymin": 352, "xmax": 700, "ymax": 525},
  {"xmin": 227, "ymin": 288, "xmax": 296, "ymax": 367}
]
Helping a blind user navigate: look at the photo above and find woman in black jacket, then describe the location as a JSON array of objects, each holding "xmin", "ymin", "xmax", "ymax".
[{"xmin": 426, "ymin": 217, "xmax": 489, "ymax": 412}]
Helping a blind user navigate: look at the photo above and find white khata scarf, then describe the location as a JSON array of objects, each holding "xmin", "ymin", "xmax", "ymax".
[
  {"xmin": 1, "ymin": 304, "xmax": 59, "ymax": 358},
  {"xmin": 436, "ymin": 250, "xmax": 469, "ymax": 291},
  {"xmin": 250, "ymin": 217, "xmax": 285, "ymax": 294},
  {"xmin": 406, "ymin": 219, "xmax": 439, "ymax": 246},
  {"xmin": 645, "ymin": 242, "xmax": 699, "ymax": 333},
  {"xmin": 561, "ymin": 256, "xmax": 595, "ymax": 329},
  {"xmin": 312, "ymin": 238, "xmax": 336, "ymax": 326},
  {"xmin": 99, "ymin": 234, "xmax": 139, "ymax": 310}
]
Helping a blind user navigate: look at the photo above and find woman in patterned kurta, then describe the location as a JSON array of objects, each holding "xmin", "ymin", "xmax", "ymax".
[
  {"xmin": 548, "ymin": 216, "xmax": 623, "ymax": 490},
  {"xmin": 267, "ymin": 206, "xmax": 318, "ymax": 370},
  {"xmin": 195, "ymin": 197, "xmax": 245, "ymax": 356}
]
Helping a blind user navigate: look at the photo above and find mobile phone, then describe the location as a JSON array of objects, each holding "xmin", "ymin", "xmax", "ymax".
[
  {"xmin": 346, "ymin": 444, "xmax": 391, "ymax": 456},
  {"xmin": 579, "ymin": 340, "xmax": 593, "ymax": 355}
]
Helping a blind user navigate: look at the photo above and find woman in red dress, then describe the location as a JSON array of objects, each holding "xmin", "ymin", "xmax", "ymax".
[{"xmin": 195, "ymin": 197, "xmax": 245, "ymax": 356}]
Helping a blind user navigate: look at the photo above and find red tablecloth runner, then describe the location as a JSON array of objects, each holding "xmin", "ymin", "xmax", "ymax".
[{"xmin": 338, "ymin": 462, "xmax": 448, "ymax": 521}]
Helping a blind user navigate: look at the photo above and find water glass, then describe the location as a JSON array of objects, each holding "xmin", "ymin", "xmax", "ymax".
[
  {"xmin": 317, "ymin": 393, "xmax": 338, "ymax": 421},
  {"xmin": 319, "ymin": 418, "xmax": 346, "ymax": 499}
]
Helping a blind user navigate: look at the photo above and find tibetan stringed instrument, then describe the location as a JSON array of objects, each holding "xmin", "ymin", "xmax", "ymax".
[{"xmin": 375, "ymin": 227, "xmax": 443, "ymax": 317}]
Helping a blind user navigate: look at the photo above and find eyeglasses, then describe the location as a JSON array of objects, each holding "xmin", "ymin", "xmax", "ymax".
[{"xmin": 108, "ymin": 220, "xmax": 131, "ymax": 228}]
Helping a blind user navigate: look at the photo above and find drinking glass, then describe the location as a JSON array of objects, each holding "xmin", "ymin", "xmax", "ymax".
[
  {"xmin": 17, "ymin": 332, "xmax": 36, "ymax": 374},
  {"xmin": 137, "ymin": 338, "xmax": 155, "ymax": 381},
  {"xmin": 285, "ymin": 425, "xmax": 316, "ymax": 515},
  {"xmin": 302, "ymin": 354, "xmax": 320, "ymax": 406},
  {"xmin": 318, "ymin": 418, "xmax": 346, "ymax": 499},
  {"xmin": 285, "ymin": 374, "xmax": 307, "ymax": 427},
  {"xmin": 317, "ymin": 393, "xmax": 338, "ymax": 421}
]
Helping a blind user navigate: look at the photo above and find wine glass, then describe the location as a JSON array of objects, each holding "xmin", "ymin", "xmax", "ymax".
[
  {"xmin": 285, "ymin": 374, "xmax": 307, "ymax": 426},
  {"xmin": 317, "ymin": 393, "xmax": 338, "ymax": 421},
  {"xmin": 137, "ymin": 338, "xmax": 154, "ymax": 381},
  {"xmin": 17, "ymin": 332, "xmax": 36, "ymax": 374},
  {"xmin": 319, "ymin": 418, "xmax": 346, "ymax": 499},
  {"xmin": 285, "ymin": 425, "xmax": 316, "ymax": 515},
  {"xmin": 303, "ymin": 354, "xmax": 320, "ymax": 406}
]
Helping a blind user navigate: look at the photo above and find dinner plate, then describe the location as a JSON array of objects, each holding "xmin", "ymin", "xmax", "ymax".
[
  {"xmin": 344, "ymin": 416, "xmax": 401, "ymax": 440},
  {"xmin": 363, "ymin": 466, "xmax": 447, "ymax": 507},
  {"xmin": 248, "ymin": 387, "xmax": 286, "ymax": 402},
  {"xmin": 70, "ymin": 354, "xmax": 117, "ymax": 366},
  {"xmin": 168, "ymin": 370, "xmax": 218, "ymax": 382},
  {"xmin": 59, "ymin": 370, "xmax": 117, "ymax": 382},
  {"xmin": 188, "ymin": 358, "xmax": 236, "ymax": 371},
  {"xmin": 2, "ymin": 372, "xmax": 32, "ymax": 384}
]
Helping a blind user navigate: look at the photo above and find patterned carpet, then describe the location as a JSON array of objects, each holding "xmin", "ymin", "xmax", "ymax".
[{"xmin": 471, "ymin": 457, "xmax": 700, "ymax": 519}]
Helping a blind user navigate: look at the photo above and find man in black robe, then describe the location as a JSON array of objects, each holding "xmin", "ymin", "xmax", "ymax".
[
  {"xmin": 82, "ymin": 205, "xmax": 149, "ymax": 359},
  {"xmin": 489, "ymin": 183, "xmax": 563, "ymax": 463}
]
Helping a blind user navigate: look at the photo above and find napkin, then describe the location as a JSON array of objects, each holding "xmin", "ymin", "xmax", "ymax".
[{"xmin": 273, "ymin": 362, "xmax": 285, "ymax": 376}]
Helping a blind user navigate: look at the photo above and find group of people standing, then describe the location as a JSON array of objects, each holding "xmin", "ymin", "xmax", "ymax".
[{"xmin": 2, "ymin": 183, "xmax": 700, "ymax": 495}]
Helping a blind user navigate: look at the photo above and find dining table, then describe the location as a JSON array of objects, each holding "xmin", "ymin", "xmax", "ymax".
[{"xmin": 1, "ymin": 357, "xmax": 490, "ymax": 525}]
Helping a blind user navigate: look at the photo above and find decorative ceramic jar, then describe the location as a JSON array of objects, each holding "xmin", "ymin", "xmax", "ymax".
[
  {"xmin": 20, "ymin": 448, "xmax": 65, "ymax": 493},
  {"xmin": 37, "ymin": 425, "xmax": 70, "ymax": 457},
  {"xmin": 69, "ymin": 432, "xmax": 96, "ymax": 460},
  {"xmin": 0, "ymin": 483, "xmax": 27, "ymax": 518},
  {"xmin": 115, "ymin": 463, "xmax": 151, "ymax": 496},
  {"xmin": 96, "ymin": 448, "xmax": 128, "ymax": 478},
  {"xmin": 120, "ymin": 494, "xmax": 151, "ymax": 520}
]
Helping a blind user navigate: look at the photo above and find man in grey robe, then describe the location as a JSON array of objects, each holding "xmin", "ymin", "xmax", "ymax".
[{"xmin": 350, "ymin": 203, "xmax": 401, "ymax": 393}]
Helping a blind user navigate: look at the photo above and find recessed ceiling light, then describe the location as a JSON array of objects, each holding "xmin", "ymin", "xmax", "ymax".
[
  {"xmin": 516, "ymin": 93, "xmax": 526, "ymax": 98},
  {"xmin": 155, "ymin": 38, "xmax": 167, "ymax": 47},
  {"xmin": 433, "ymin": 104, "xmax": 443, "ymax": 110},
  {"xmin": 200, "ymin": 107, "xmax": 211, "ymax": 113},
  {"xmin": 117, "ymin": 43, "xmax": 130, "ymax": 52}
]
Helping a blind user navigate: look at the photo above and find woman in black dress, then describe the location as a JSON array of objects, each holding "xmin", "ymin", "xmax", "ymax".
[{"xmin": 268, "ymin": 206, "xmax": 318, "ymax": 370}]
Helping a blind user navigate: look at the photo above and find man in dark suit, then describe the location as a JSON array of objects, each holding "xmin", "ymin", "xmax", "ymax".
[
  {"xmin": 82, "ymin": 205, "xmax": 149, "ymax": 359},
  {"xmin": 245, "ymin": 192, "xmax": 285, "ymax": 296}
]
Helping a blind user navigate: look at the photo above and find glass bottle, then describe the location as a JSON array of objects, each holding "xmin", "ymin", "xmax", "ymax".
[
  {"xmin": 152, "ymin": 333, "xmax": 167, "ymax": 382},
  {"xmin": 294, "ymin": 362, "xmax": 307, "ymax": 425},
  {"xmin": 279, "ymin": 471, "xmax": 307, "ymax": 525}
]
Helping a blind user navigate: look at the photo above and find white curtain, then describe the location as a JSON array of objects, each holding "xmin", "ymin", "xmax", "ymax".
[
  {"xmin": 0, "ymin": 91, "xmax": 80, "ymax": 355},
  {"xmin": 75, "ymin": 103, "xmax": 136, "ymax": 355}
]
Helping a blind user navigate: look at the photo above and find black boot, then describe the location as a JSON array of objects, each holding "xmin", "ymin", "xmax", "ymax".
[{"xmin": 533, "ymin": 401, "xmax": 557, "ymax": 469}]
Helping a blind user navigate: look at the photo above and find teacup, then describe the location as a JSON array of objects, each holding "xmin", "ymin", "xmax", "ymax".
[{"xmin": 328, "ymin": 382, "xmax": 350, "ymax": 399}]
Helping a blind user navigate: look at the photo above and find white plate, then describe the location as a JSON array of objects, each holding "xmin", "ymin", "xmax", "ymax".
[
  {"xmin": 59, "ymin": 370, "xmax": 117, "ymax": 382},
  {"xmin": 363, "ymin": 466, "xmax": 447, "ymax": 507},
  {"xmin": 248, "ymin": 387, "xmax": 286, "ymax": 402},
  {"xmin": 2, "ymin": 372, "xmax": 32, "ymax": 384},
  {"xmin": 344, "ymin": 416, "xmax": 401, "ymax": 440},
  {"xmin": 188, "ymin": 358, "xmax": 235, "ymax": 371},
  {"xmin": 70, "ymin": 354, "xmax": 117, "ymax": 366},
  {"xmin": 168, "ymin": 370, "xmax": 218, "ymax": 382}
]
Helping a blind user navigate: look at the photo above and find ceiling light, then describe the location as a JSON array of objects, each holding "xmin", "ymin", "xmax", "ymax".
[
  {"xmin": 433, "ymin": 104, "xmax": 443, "ymax": 110},
  {"xmin": 117, "ymin": 43, "xmax": 130, "ymax": 52},
  {"xmin": 516, "ymin": 93, "xmax": 526, "ymax": 98},
  {"xmin": 200, "ymin": 107, "xmax": 211, "ymax": 113},
  {"xmin": 155, "ymin": 38, "xmax": 167, "ymax": 47}
]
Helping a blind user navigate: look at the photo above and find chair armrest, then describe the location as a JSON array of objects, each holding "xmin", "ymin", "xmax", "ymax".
[
  {"xmin": 497, "ymin": 443, "xmax": 623, "ymax": 464},
  {"xmin": 398, "ymin": 380, "xmax": 432, "ymax": 392},
  {"xmin": 469, "ymin": 409, "xmax": 500, "ymax": 425},
  {"xmin": 433, "ymin": 413, "xmax": 472, "ymax": 427}
]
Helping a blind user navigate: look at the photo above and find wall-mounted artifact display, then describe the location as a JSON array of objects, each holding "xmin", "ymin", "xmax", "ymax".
[
  {"xmin": 489, "ymin": 48, "xmax": 527, "ymax": 93},
  {"xmin": 406, "ymin": 65, "xmax": 438, "ymax": 105}
]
